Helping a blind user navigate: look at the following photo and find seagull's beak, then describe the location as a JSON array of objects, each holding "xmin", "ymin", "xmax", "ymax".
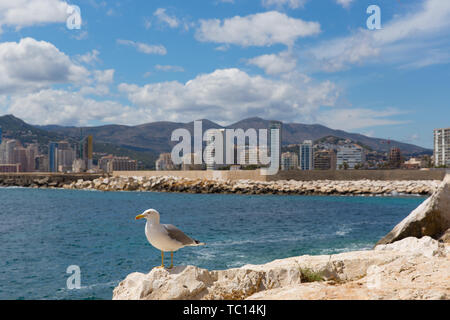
[{"xmin": 135, "ymin": 214, "xmax": 145, "ymax": 220}]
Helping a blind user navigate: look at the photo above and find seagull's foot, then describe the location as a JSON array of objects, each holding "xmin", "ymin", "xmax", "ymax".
[
  {"xmin": 153, "ymin": 265, "xmax": 165, "ymax": 269},
  {"xmin": 167, "ymin": 264, "xmax": 174, "ymax": 270}
]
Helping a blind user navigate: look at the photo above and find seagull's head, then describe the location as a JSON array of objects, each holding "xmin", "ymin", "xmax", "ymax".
[{"xmin": 135, "ymin": 209, "xmax": 160, "ymax": 222}]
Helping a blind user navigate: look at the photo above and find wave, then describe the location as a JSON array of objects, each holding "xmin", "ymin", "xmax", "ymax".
[{"xmin": 334, "ymin": 225, "xmax": 353, "ymax": 236}]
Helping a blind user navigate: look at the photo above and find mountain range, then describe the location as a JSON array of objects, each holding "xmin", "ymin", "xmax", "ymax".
[{"xmin": 0, "ymin": 114, "xmax": 431, "ymax": 169}]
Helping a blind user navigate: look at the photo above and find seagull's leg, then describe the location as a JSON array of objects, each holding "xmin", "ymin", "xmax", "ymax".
[
  {"xmin": 168, "ymin": 252, "xmax": 174, "ymax": 269},
  {"xmin": 155, "ymin": 251, "xmax": 165, "ymax": 269}
]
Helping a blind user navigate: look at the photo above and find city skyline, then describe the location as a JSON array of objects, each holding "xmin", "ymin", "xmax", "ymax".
[{"xmin": 0, "ymin": 0, "xmax": 449, "ymax": 150}]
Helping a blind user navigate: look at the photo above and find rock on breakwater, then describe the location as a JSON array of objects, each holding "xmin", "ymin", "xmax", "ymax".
[
  {"xmin": 113, "ymin": 237, "xmax": 450, "ymax": 300},
  {"xmin": 377, "ymin": 174, "xmax": 450, "ymax": 245},
  {"xmin": 0, "ymin": 173, "xmax": 103, "ymax": 189},
  {"xmin": 62, "ymin": 175, "xmax": 441, "ymax": 196}
]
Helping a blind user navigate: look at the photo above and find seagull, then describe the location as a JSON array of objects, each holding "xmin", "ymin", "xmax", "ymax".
[{"xmin": 135, "ymin": 209, "xmax": 205, "ymax": 269}]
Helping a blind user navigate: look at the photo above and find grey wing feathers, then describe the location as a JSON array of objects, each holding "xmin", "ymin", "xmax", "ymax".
[{"xmin": 163, "ymin": 224, "xmax": 200, "ymax": 246}]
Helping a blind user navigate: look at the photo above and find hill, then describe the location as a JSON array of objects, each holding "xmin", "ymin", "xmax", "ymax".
[
  {"xmin": 39, "ymin": 116, "xmax": 430, "ymax": 155},
  {"xmin": 0, "ymin": 115, "xmax": 432, "ymax": 169}
]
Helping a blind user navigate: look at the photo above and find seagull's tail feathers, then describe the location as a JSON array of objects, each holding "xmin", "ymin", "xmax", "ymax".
[{"xmin": 191, "ymin": 239, "xmax": 206, "ymax": 246}]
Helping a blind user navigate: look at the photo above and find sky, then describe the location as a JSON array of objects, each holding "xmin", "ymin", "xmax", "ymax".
[{"xmin": 0, "ymin": 0, "xmax": 449, "ymax": 148}]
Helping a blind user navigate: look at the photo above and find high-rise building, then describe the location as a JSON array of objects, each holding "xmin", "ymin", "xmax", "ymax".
[
  {"xmin": 26, "ymin": 144, "xmax": 39, "ymax": 172},
  {"xmin": 35, "ymin": 155, "xmax": 49, "ymax": 172},
  {"xmin": 57, "ymin": 150, "xmax": 76, "ymax": 172},
  {"xmin": 106, "ymin": 156, "xmax": 138, "ymax": 172},
  {"xmin": 314, "ymin": 149, "xmax": 337, "ymax": 170},
  {"xmin": 13, "ymin": 146, "xmax": 28, "ymax": 172},
  {"xmin": 5, "ymin": 140, "xmax": 17, "ymax": 164},
  {"xmin": 389, "ymin": 147, "xmax": 402, "ymax": 168},
  {"xmin": 99, "ymin": 155, "xmax": 137, "ymax": 172},
  {"xmin": 48, "ymin": 142, "xmax": 58, "ymax": 172},
  {"xmin": 99, "ymin": 155, "xmax": 114, "ymax": 172},
  {"xmin": 79, "ymin": 135, "xmax": 94, "ymax": 171},
  {"xmin": 336, "ymin": 145, "xmax": 365, "ymax": 170},
  {"xmin": 281, "ymin": 152, "xmax": 299, "ymax": 170},
  {"xmin": 72, "ymin": 159, "xmax": 86, "ymax": 173},
  {"xmin": 434, "ymin": 128, "xmax": 450, "ymax": 167},
  {"xmin": 56, "ymin": 141, "xmax": 75, "ymax": 172},
  {"xmin": 236, "ymin": 145, "xmax": 260, "ymax": 166},
  {"xmin": 0, "ymin": 126, "xmax": 2, "ymax": 145},
  {"xmin": 269, "ymin": 121, "xmax": 282, "ymax": 169},
  {"xmin": 0, "ymin": 140, "xmax": 5, "ymax": 164},
  {"xmin": 48, "ymin": 141, "xmax": 76, "ymax": 172},
  {"xmin": 156, "ymin": 153, "xmax": 176, "ymax": 171},
  {"xmin": 299, "ymin": 140, "xmax": 314, "ymax": 170}
]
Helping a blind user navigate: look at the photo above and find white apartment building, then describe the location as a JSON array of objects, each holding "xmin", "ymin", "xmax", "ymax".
[
  {"xmin": 336, "ymin": 145, "xmax": 366, "ymax": 170},
  {"xmin": 434, "ymin": 128, "xmax": 450, "ymax": 167}
]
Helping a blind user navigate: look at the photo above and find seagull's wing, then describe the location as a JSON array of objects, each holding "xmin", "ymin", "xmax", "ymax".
[{"xmin": 162, "ymin": 224, "xmax": 199, "ymax": 246}]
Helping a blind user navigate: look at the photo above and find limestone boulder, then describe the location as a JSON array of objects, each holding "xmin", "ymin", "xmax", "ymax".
[
  {"xmin": 439, "ymin": 228, "xmax": 450, "ymax": 243},
  {"xmin": 113, "ymin": 237, "xmax": 448, "ymax": 300},
  {"xmin": 377, "ymin": 174, "xmax": 450, "ymax": 245}
]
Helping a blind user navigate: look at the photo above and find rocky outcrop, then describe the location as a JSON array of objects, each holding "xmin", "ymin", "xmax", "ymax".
[
  {"xmin": 113, "ymin": 237, "xmax": 449, "ymax": 300},
  {"xmin": 63, "ymin": 175, "xmax": 441, "ymax": 196},
  {"xmin": 377, "ymin": 174, "xmax": 450, "ymax": 245}
]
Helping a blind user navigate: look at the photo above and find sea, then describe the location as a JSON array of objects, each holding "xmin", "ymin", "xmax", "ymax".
[{"xmin": 0, "ymin": 187, "xmax": 425, "ymax": 300}]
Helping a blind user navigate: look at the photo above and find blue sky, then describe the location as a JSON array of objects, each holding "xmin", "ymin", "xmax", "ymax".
[{"xmin": 0, "ymin": 0, "xmax": 449, "ymax": 148}]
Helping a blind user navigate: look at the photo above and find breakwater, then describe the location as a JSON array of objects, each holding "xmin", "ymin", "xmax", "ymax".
[
  {"xmin": 63, "ymin": 175, "xmax": 440, "ymax": 196},
  {"xmin": 0, "ymin": 173, "xmax": 104, "ymax": 188},
  {"xmin": 114, "ymin": 169, "xmax": 448, "ymax": 182}
]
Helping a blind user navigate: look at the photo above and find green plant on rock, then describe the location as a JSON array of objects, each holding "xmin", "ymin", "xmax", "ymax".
[{"xmin": 299, "ymin": 267, "xmax": 324, "ymax": 283}]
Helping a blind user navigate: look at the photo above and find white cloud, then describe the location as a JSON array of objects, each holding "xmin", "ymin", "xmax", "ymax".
[
  {"xmin": 79, "ymin": 69, "xmax": 115, "ymax": 96},
  {"xmin": 0, "ymin": 37, "xmax": 89, "ymax": 94},
  {"xmin": 215, "ymin": 44, "xmax": 230, "ymax": 52},
  {"xmin": 316, "ymin": 108, "xmax": 409, "ymax": 130},
  {"xmin": 116, "ymin": 39, "xmax": 167, "ymax": 55},
  {"xmin": 261, "ymin": 0, "xmax": 306, "ymax": 9},
  {"xmin": 305, "ymin": 0, "xmax": 450, "ymax": 71},
  {"xmin": 153, "ymin": 8, "xmax": 179, "ymax": 28},
  {"xmin": 155, "ymin": 65, "xmax": 185, "ymax": 72},
  {"xmin": 195, "ymin": 11, "xmax": 320, "ymax": 47},
  {"xmin": 247, "ymin": 51, "xmax": 297, "ymax": 75},
  {"xmin": 93, "ymin": 69, "xmax": 114, "ymax": 84},
  {"xmin": 335, "ymin": 0, "xmax": 354, "ymax": 8},
  {"xmin": 143, "ymin": 17, "xmax": 152, "ymax": 29},
  {"xmin": 0, "ymin": 0, "xmax": 70, "ymax": 32},
  {"xmin": 7, "ymin": 88, "xmax": 141, "ymax": 126},
  {"xmin": 76, "ymin": 49, "xmax": 101, "ymax": 65},
  {"xmin": 118, "ymin": 68, "xmax": 338, "ymax": 124},
  {"xmin": 152, "ymin": 8, "xmax": 192, "ymax": 31}
]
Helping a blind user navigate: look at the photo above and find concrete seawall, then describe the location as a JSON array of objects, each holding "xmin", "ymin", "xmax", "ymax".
[{"xmin": 113, "ymin": 169, "xmax": 448, "ymax": 182}]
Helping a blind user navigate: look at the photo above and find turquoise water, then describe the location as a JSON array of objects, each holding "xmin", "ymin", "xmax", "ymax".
[{"xmin": 0, "ymin": 187, "xmax": 425, "ymax": 300}]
